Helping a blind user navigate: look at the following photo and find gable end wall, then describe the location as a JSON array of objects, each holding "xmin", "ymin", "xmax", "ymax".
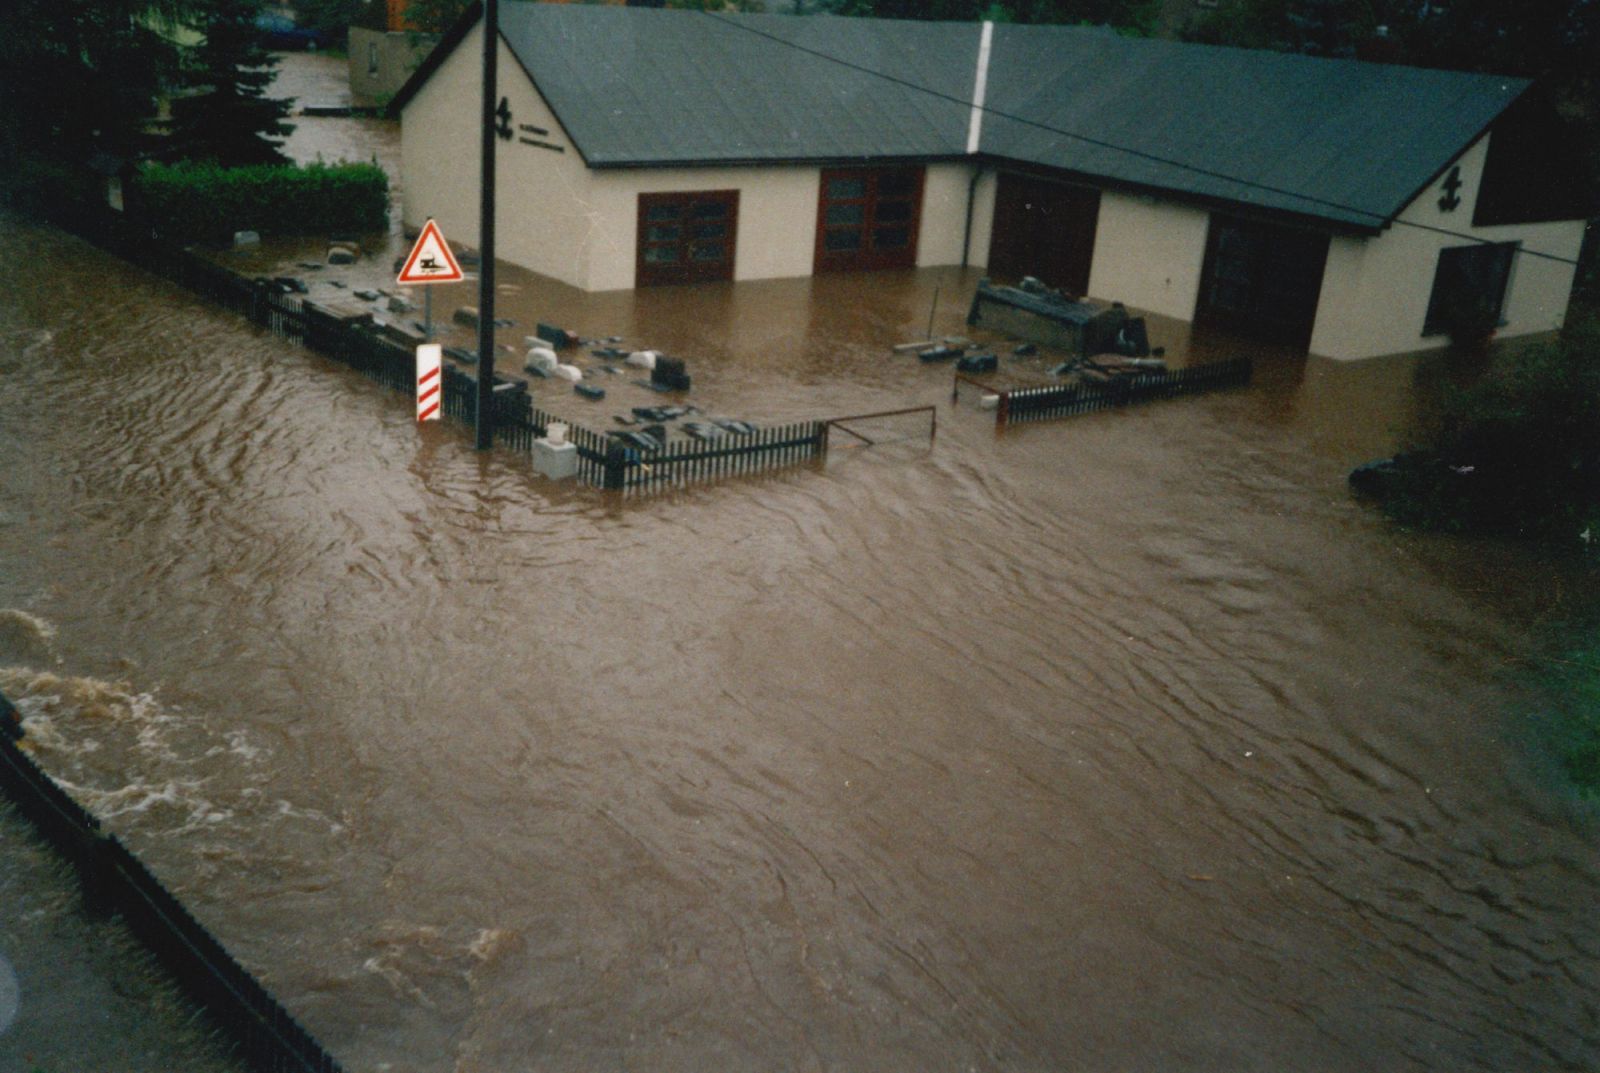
[
  {"xmin": 1310, "ymin": 134, "xmax": 1585, "ymax": 361},
  {"xmin": 401, "ymin": 25, "xmax": 596, "ymax": 290}
]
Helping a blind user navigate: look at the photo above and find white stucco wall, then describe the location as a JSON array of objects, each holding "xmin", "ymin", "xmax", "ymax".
[
  {"xmin": 1085, "ymin": 192, "xmax": 1211, "ymax": 320},
  {"xmin": 582, "ymin": 160, "xmax": 983, "ymax": 291},
  {"xmin": 1310, "ymin": 134, "xmax": 1586, "ymax": 361},
  {"xmin": 401, "ymin": 27, "xmax": 597, "ymax": 289},
  {"xmin": 918, "ymin": 163, "xmax": 979, "ymax": 268},
  {"xmin": 584, "ymin": 166, "xmax": 822, "ymax": 291},
  {"xmin": 405, "ymin": 48, "xmax": 986, "ymax": 293}
]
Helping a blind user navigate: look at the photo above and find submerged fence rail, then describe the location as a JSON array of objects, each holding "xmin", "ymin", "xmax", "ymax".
[
  {"xmin": 0, "ymin": 694, "xmax": 344, "ymax": 1073},
  {"xmin": 957, "ymin": 358, "xmax": 1254, "ymax": 427}
]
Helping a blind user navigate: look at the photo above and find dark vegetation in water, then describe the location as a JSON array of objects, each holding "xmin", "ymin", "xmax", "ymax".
[
  {"xmin": 1352, "ymin": 311, "xmax": 1600, "ymax": 542},
  {"xmin": 1351, "ymin": 305, "xmax": 1600, "ymax": 800},
  {"xmin": 1529, "ymin": 643, "xmax": 1600, "ymax": 800}
]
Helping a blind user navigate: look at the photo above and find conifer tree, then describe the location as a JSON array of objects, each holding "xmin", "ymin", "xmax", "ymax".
[
  {"xmin": 0, "ymin": 0, "xmax": 198, "ymax": 166},
  {"xmin": 169, "ymin": 0, "xmax": 294, "ymax": 165}
]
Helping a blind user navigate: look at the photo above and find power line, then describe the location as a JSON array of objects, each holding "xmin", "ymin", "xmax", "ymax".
[{"xmin": 700, "ymin": 10, "xmax": 1586, "ymax": 269}]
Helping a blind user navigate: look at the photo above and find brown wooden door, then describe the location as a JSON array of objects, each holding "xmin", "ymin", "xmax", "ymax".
[
  {"xmin": 814, "ymin": 167, "xmax": 924, "ymax": 274},
  {"xmin": 636, "ymin": 190, "xmax": 738, "ymax": 288},
  {"xmin": 987, "ymin": 173, "xmax": 1101, "ymax": 296},
  {"xmin": 1196, "ymin": 213, "xmax": 1329, "ymax": 349}
]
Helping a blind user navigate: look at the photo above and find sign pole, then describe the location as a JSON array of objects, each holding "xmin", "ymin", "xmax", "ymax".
[
  {"xmin": 396, "ymin": 221, "xmax": 465, "ymax": 428},
  {"xmin": 475, "ymin": 0, "xmax": 498, "ymax": 452}
]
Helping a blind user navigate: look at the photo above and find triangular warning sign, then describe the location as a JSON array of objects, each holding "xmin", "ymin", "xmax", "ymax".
[{"xmin": 397, "ymin": 219, "xmax": 465, "ymax": 285}]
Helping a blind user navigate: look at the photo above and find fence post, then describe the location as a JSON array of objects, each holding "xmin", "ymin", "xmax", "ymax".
[
  {"xmin": 603, "ymin": 444, "xmax": 628, "ymax": 491},
  {"xmin": 73, "ymin": 828, "xmax": 116, "ymax": 918}
]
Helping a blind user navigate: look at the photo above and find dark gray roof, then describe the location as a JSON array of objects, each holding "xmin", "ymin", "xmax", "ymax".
[
  {"xmin": 395, "ymin": 3, "xmax": 1531, "ymax": 230},
  {"xmin": 980, "ymin": 25, "xmax": 1528, "ymax": 229},
  {"xmin": 500, "ymin": 6, "xmax": 975, "ymax": 166}
]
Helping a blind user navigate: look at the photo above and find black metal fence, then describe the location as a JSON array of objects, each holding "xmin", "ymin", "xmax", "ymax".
[
  {"xmin": 34, "ymin": 201, "xmax": 837, "ymax": 493},
  {"xmin": 596, "ymin": 422, "xmax": 827, "ymax": 492},
  {"xmin": 0, "ymin": 694, "xmax": 344, "ymax": 1073},
  {"xmin": 956, "ymin": 358, "xmax": 1254, "ymax": 427}
]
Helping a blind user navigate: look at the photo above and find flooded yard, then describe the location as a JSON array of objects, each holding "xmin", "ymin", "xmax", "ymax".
[{"xmin": 0, "ymin": 50, "xmax": 1596, "ymax": 1073}]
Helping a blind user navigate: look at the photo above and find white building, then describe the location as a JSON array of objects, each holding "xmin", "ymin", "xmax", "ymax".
[{"xmin": 392, "ymin": 4, "xmax": 1590, "ymax": 360}]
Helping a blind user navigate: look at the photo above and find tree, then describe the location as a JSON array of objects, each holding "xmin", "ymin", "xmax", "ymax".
[
  {"xmin": 996, "ymin": 0, "xmax": 1156, "ymax": 30},
  {"xmin": 1189, "ymin": 0, "xmax": 1599, "ymax": 83},
  {"xmin": 1397, "ymin": 0, "xmax": 1599, "ymax": 85},
  {"xmin": 404, "ymin": 0, "xmax": 473, "ymax": 35},
  {"xmin": 169, "ymin": 0, "xmax": 295, "ymax": 165},
  {"xmin": 0, "ymin": 0, "xmax": 200, "ymax": 168},
  {"xmin": 295, "ymin": 0, "xmax": 388, "ymax": 42},
  {"xmin": 818, "ymin": 0, "xmax": 1155, "ymax": 29},
  {"xmin": 1183, "ymin": 0, "xmax": 1391, "ymax": 57},
  {"xmin": 1186, "ymin": 0, "xmax": 1599, "ymax": 233}
]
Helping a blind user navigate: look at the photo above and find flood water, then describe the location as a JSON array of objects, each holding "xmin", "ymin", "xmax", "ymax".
[{"xmin": 3, "ymin": 53, "xmax": 1600, "ymax": 1073}]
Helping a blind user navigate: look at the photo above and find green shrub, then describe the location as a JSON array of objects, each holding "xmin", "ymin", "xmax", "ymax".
[
  {"xmin": 1365, "ymin": 311, "xmax": 1600, "ymax": 540},
  {"xmin": 1529, "ymin": 641, "xmax": 1600, "ymax": 800},
  {"xmin": 133, "ymin": 159, "xmax": 388, "ymax": 243}
]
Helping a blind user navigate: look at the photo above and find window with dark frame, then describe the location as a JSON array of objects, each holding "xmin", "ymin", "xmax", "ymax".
[
  {"xmin": 635, "ymin": 190, "xmax": 739, "ymax": 287},
  {"xmin": 814, "ymin": 167, "xmax": 924, "ymax": 273},
  {"xmin": 1422, "ymin": 242, "xmax": 1516, "ymax": 338}
]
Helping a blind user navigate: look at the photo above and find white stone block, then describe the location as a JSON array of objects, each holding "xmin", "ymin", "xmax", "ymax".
[{"xmin": 532, "ymin": 438, "xmax": 578, "ymax": 480}]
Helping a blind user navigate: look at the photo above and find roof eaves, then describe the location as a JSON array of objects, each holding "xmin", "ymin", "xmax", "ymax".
[
  {"xmin": 586, "ymin": 152, "xmax": 973, "ymax": 171},
  {"xmin": 968, "ymin": 153, "xmax": 1386, "ymax": 236}
]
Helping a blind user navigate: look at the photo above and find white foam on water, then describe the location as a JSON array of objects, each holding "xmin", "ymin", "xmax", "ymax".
[
  {"xmin": 0, "ymin": 609, "xmax": 56, "ymax": 644},
  {"xmin": 0, "ymin": 667, "xmax": 179, "ymax": 764},
  {"xmin": 223, "ymin": 728, "xmax": 262, "ymax": 762},
  {"xmin": 467, "ymin": 927, "xmax": 518, "ymax": 964}
]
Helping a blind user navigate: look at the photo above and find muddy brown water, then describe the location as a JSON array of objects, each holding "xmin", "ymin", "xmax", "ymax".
[
  {"xmin": 4, "ymin": 52, "xmax": 1600, "ymax": 1072},
  {"xmin": 3, "ymin": 209, "xmax": 1598, "ymax": 1072}
]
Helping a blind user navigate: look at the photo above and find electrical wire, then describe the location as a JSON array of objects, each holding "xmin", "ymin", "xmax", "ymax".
[{"xmin": 700, "ymin": 10, "xmax": 1587, "ymax": 268}]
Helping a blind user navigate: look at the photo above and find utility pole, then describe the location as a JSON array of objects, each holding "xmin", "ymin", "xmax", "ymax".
[{"xmin": 475, "ymin": 0, "xmax": 498, "ymax": 451}]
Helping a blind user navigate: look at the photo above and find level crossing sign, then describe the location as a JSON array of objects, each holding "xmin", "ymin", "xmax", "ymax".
[{"xmin": 397, "ymin": 219, "xmax": 465, "ymax": 285}]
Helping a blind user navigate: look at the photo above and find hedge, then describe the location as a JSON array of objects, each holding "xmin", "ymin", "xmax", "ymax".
[{"xmin": 133, "ymin": 159, "xmax": 389, "ymax": 243}]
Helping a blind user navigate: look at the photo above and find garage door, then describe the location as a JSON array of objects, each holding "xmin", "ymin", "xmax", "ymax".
[
  {"xmin": 987, "ymin": 174, "xmax": 1101, "ymax": 297},
  {"xmin": 1196, "ymin": 214, "xmax": 1330, "ymax": 348}
]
